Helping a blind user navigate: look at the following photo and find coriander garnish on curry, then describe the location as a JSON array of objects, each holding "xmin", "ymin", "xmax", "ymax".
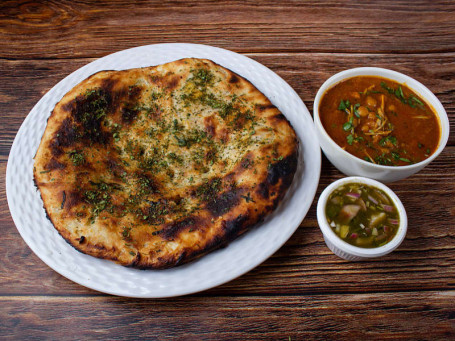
[{"xmin": 319, "ymin": 76, "xmax": 440, "ymax": 166}]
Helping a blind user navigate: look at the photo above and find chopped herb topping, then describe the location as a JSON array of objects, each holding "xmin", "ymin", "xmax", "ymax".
[
  {"xmin": 338, "ymin": 99, "xmax": 351, "ymax": 111},
  {"xmin": 121, "ymin": 226, "xmax": 132, "ymax": 240},
  {"xmin": 68, "ymin": 150, "xmax": 85, "ymax": 166},
  {"xmin": 379, "ymin": 136, "xmax": 397, "ymax": 147},
  {"xmin": 191, "ymin": 68, "xmax": 214, "ymax": 87},
  {"xmin": 83, "ymin": 181, "xmax": 122, "ymax": 217},
  {"xmin": 380, "ymin": 82, "xmax": 425, "ymax": 109},
  {"xmin": 196, "ymin": 178, "xmax": 222, "ymax": 202}
]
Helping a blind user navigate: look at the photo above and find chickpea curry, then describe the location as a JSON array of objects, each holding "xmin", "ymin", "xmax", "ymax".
[{"xmin": 319, "ymin": 76, "xmax": 440, "ymax": 166}]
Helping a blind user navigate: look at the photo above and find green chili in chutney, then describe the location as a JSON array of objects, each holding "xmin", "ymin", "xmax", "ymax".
[
  {"xmin": 319, "ymin": 76, "xmax": 440, "ymax": 166},
  {"xmin": 325, "ymin": 183, "xmax": 399, "ymax": 248}
]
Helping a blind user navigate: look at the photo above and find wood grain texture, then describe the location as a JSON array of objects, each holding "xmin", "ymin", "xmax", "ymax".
[
  {"xmin": 1, "ymin": 0, "xmax": 455, "ymax": 59},
  {"xmin": 1, "ymin": 0, "xmax": 455, "ymax": 338},
  {"xmin": 1, "ymin": 52, "xmax": 454, "ymax": 157},
  {"xmin": 0, "ymin": 292, "xmax": 454, "ymax": 340}
]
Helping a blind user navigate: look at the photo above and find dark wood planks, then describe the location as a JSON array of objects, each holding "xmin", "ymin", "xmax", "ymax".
[
  {"xmin": 1, "ymin": 148, "xmax": 454, "ymax": 296},
  {"xmin": 1, "ymin": 52, "xmax": 454, "ymax": 157},
  {"xmin": 0, "ymin": 292, "xmax": 454, "ymax": 340},
  {"xmin": 1, "ymin": 1, "xmax": 455, "ymax": 59},
  {"xmin": 1, "ymin": 1, "xmax": 455, "ymax": 338}
]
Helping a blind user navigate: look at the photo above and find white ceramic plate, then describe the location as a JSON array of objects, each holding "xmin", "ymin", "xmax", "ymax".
[{"xmin": 6, "ymin": 44, "xmax": 321, "ymax": 298}]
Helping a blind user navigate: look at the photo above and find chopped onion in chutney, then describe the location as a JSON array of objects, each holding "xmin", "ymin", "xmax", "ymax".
[{"xmin": 325, "ymin": 182, "xmax": 399, "ymax": 248}]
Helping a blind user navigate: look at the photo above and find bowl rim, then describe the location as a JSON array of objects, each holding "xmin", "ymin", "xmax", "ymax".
[
  {"xmin": 313, "ymin": 67, "xmax": 450, "ymax": 171},
  {"xmin": 317, "ymin": 176, "xmax": 408, "ymax": 258}
]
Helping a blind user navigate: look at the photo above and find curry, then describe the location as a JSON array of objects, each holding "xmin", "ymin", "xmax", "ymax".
[{"xmin": 319, "ymin": 76, "xmax": 440, "ymax": 166}]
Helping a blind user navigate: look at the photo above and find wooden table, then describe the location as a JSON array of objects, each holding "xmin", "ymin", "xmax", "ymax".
[{"xmin": 1, "ymin": 1, "xmax": 454, "ymax": 339}]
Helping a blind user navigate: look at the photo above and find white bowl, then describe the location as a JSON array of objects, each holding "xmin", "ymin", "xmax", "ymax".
[
  {"xmin": 317, "ymin": 176, "xmax": 407, "ymax": 261},
  {"xmin": 313, "ymin": 67, "xmax": 450, "ymax": 183}
]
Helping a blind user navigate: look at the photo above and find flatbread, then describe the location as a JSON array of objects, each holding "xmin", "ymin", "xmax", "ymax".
[{"xmin": 33, "ymin": 58, "xmax": 299, "ymax": 269}]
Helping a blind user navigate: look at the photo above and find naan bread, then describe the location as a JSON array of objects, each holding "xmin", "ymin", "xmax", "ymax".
[{"xmin": 33, "ymin": 58, "xmax": 299, "ymax": 269}]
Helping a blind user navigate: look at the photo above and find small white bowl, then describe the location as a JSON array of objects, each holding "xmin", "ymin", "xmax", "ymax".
[
  {"xmin": 317, "ymin": 176, "xmax": 407, "ymax": 261},
  {"xmin": 313, "ymin": 67, "xmax": 450, "ymax": 183}
]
